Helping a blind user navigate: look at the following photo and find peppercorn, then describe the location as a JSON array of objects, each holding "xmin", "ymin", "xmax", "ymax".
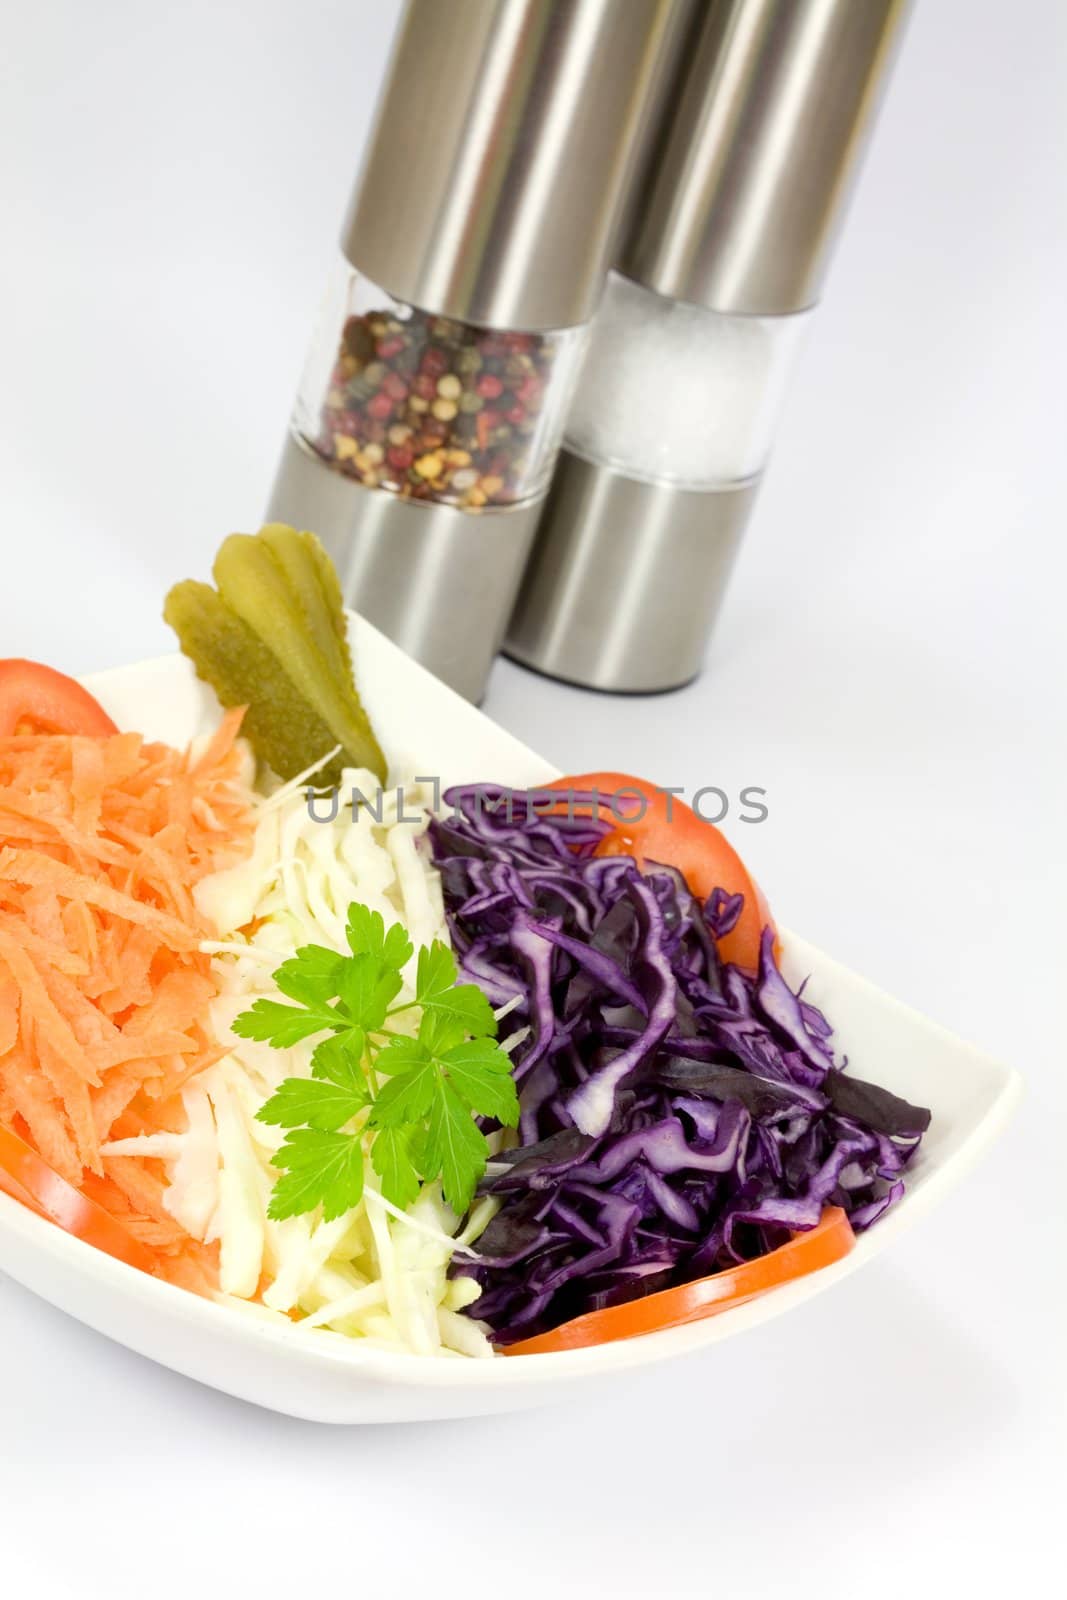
[
  {"xmin": 419, "ymin": 347, "xmax": 450, "ymax": 379},
  {"xmin": 342, "ymin": 318, "xmax": 374, "ymax": 362},
  {"xmin": 432, "ymin": 398, "xmax": 458, "ymax": 422},
  {"xmin": 476, "ymin": 373, "xmax": 504, "ymax": 400},
  {"xmin": 367, "ymin": 392, "xmax": 394, "ymax": 421},
  {"xmin": 517, "ymin": 375, "xmax": 543, "ymax": 408},
  {"xmin": 387, "ymin": 444, "xmax": 414, "ymax": 472},
  {"xmin": 345, "ymin": 376, "xmax": 375, "ymax": 406}
]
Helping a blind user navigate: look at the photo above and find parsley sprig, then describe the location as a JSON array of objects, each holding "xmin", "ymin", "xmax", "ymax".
[{"xmin": 232, "ymin": 904, "xmax": 518, "ymax": 1222}]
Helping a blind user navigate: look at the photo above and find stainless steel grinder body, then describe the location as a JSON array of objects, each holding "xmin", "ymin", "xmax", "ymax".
[
  {"xmin": 506, "ymin": 0, "xmax": 909, "ymax": 693},
  {"xmin": 267, "ymin": 0, "xmax": 692, "ymax": 702}
]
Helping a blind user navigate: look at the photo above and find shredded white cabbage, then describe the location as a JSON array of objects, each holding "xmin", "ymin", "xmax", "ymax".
[{"xmin": 152, "ymin": 768, "xmax": 495, "ymax": 1358}]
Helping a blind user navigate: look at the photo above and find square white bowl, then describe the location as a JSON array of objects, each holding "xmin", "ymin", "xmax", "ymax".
[{"xmin": 0, "ymin": 621, "xmax": 1021, "ymax": 1422}]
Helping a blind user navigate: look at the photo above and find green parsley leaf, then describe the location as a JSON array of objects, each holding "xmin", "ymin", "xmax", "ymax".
[
  {"xmin": 421, "ymin": 1079, "xmax": 489, "ymax": 1214},
  {"xmin": 416, "ymin": 1007, "xmax": 465, "ymax": 1056},
  {"xmin": 310, "ymin": 1030, "xmax": 366, "ymax": 1087},
  {"xmin": 271, "ymin": 944, "xmax": 344, "ymax": 1006},
  {"xmin": 246, "ymin": 902, "xmax": 518, "ymax": 1224},
  {"xmin": 370, "ymin": 1125, "xmax": 421, "ymax": 1210},
  {"xmin": 414, "ymin": 939, "xmax": 457, "ymax": 1001},
  {"xmin": 256, "ymin": 1073, "xmax": 366, "ymax": 1132},
  {"xmin": 336, "ymin": 951, "xmax": 403, "ymax": 1031},
  {"xmin": 416, "ymin": 941, "xmax": 497, "ymax": 1041},
  {"xmin": 441, "ymin": 1038, "xmax": 520, "ymax": 1126},
  {"xmin": 346, "ymin": 904, "xmax": 414, "ymax": 973},
  {"xmin": 267, "ymin": 1128, "xmax": 364, "ymax": 1221},
  {"xmin": 418, "ymin": 986, "xmax": 498, "ymax": 1053},
  {"xmin": 370, "ymin": 1043, "xmax": 437, "ymax": 1127},
  {"xmin": 231, "ymin": 997, "xmax": 340, "ymax": 1048},
  {"xmin": 372, "ymin": 1035, "xmax": 428, "ymax": 1077}
]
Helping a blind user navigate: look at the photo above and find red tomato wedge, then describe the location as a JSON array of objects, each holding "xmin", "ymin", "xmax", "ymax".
[
  {"xmin": 0, "ymin": 658, "xmax": 118, "ymax": 737},
  {"xmin": 503, "ymin": 1207, "xmax": 855, "ymax": 1355},
  {"xmin": 0, "ymin": 1124, "xmax": 156, "ymax": 1274},
  {"xmin": 544, "ymin": 772, "xmax": 772, "ymax": 972}
]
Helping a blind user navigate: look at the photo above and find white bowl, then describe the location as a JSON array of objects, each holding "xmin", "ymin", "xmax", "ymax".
[{"xmin": 0, "ymin": 623, "xmax": 1021, "ymax": 1422}]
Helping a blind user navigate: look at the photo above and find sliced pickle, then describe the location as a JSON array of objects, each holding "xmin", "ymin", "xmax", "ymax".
[
  {"xmin": 212, "ymin": 532, "xmax": 385, "ymax": 782},
  {"xmin": 163, "ymin": 526, "xmax": 386, "ymax": 785},
  {"xmin": 258, "ymin": 523, "xmax": 354, "ymax": 692}
]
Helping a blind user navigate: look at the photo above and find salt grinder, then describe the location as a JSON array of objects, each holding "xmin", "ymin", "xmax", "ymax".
[
  {"xmin": 506, "ymin": 0, "xmax": 910, "ymax": 692},
  {"xmin": 266, "ymin": 0, "xmax": 689, "ymax": 702}
]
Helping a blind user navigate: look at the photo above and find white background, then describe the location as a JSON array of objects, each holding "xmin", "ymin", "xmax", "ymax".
[{"xmin": 1, "ymin": 2, "xmax": 1064, "ymax": 1594}]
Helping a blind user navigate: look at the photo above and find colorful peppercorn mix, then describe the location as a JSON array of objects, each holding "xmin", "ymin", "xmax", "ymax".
[{"xmin": 305, "ymin": 306, "xmax": 562, "ymax": 510}]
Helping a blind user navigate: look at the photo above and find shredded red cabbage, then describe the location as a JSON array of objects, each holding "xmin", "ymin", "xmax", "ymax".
[{"xmin": 429, "ymin": 787, "xmax": 930, "ymax": 1345}]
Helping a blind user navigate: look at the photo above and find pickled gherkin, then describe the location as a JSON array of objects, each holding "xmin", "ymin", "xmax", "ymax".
[{"xmin": 164, "ymin": 526, "xmax": 386, "ymax": 785}]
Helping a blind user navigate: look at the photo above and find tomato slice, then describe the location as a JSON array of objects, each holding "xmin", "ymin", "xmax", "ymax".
[
  {"xmin": 544, "ymin": 772, "xmax": 771, "ymax": 972},
  {"xmin": 0, "ymin": 659, "xmax": 118, "ymax": 737},
  {"xmin": 503, "ymin": 1207, "xmax": 854, "ymax": 1355},
  {"xmin": 0, "ymin": 1123, "xmax": 156, "ymax": 1274}
]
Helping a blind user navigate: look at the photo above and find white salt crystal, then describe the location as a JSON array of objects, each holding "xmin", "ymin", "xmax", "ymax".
[{"xmin": 564, "ymin": 271, "xmax": 808, "ymax": 488}]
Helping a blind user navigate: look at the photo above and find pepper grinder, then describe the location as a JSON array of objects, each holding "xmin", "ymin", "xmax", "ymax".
[
  {"xmin": 506, "ymin": 0, "xmax": 910, "ymax": 692},
  {"xmin": 266, "ymin": 0, "xmax": 693, "ymax": 702}
]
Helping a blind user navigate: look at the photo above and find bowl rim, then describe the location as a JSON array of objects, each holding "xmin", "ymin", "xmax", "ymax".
[{"xmin": 0, "ymin": 1039, "xmax": 1020, "ymax": 1387}]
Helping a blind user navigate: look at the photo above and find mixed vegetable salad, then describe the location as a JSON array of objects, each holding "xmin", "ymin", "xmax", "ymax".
[{"xmin": 0, "ymin": 527, "xmax": 931, "ymax": 1358}]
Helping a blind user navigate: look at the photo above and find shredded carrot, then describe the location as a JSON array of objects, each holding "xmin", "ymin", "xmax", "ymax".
[
  {"xmin": 0, "ymin": 970, "xmax": 19, "ymax": 1055},
  {"xmin": 0, "ymin": 708, "xmax": 252, "ymax": 1288}
]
